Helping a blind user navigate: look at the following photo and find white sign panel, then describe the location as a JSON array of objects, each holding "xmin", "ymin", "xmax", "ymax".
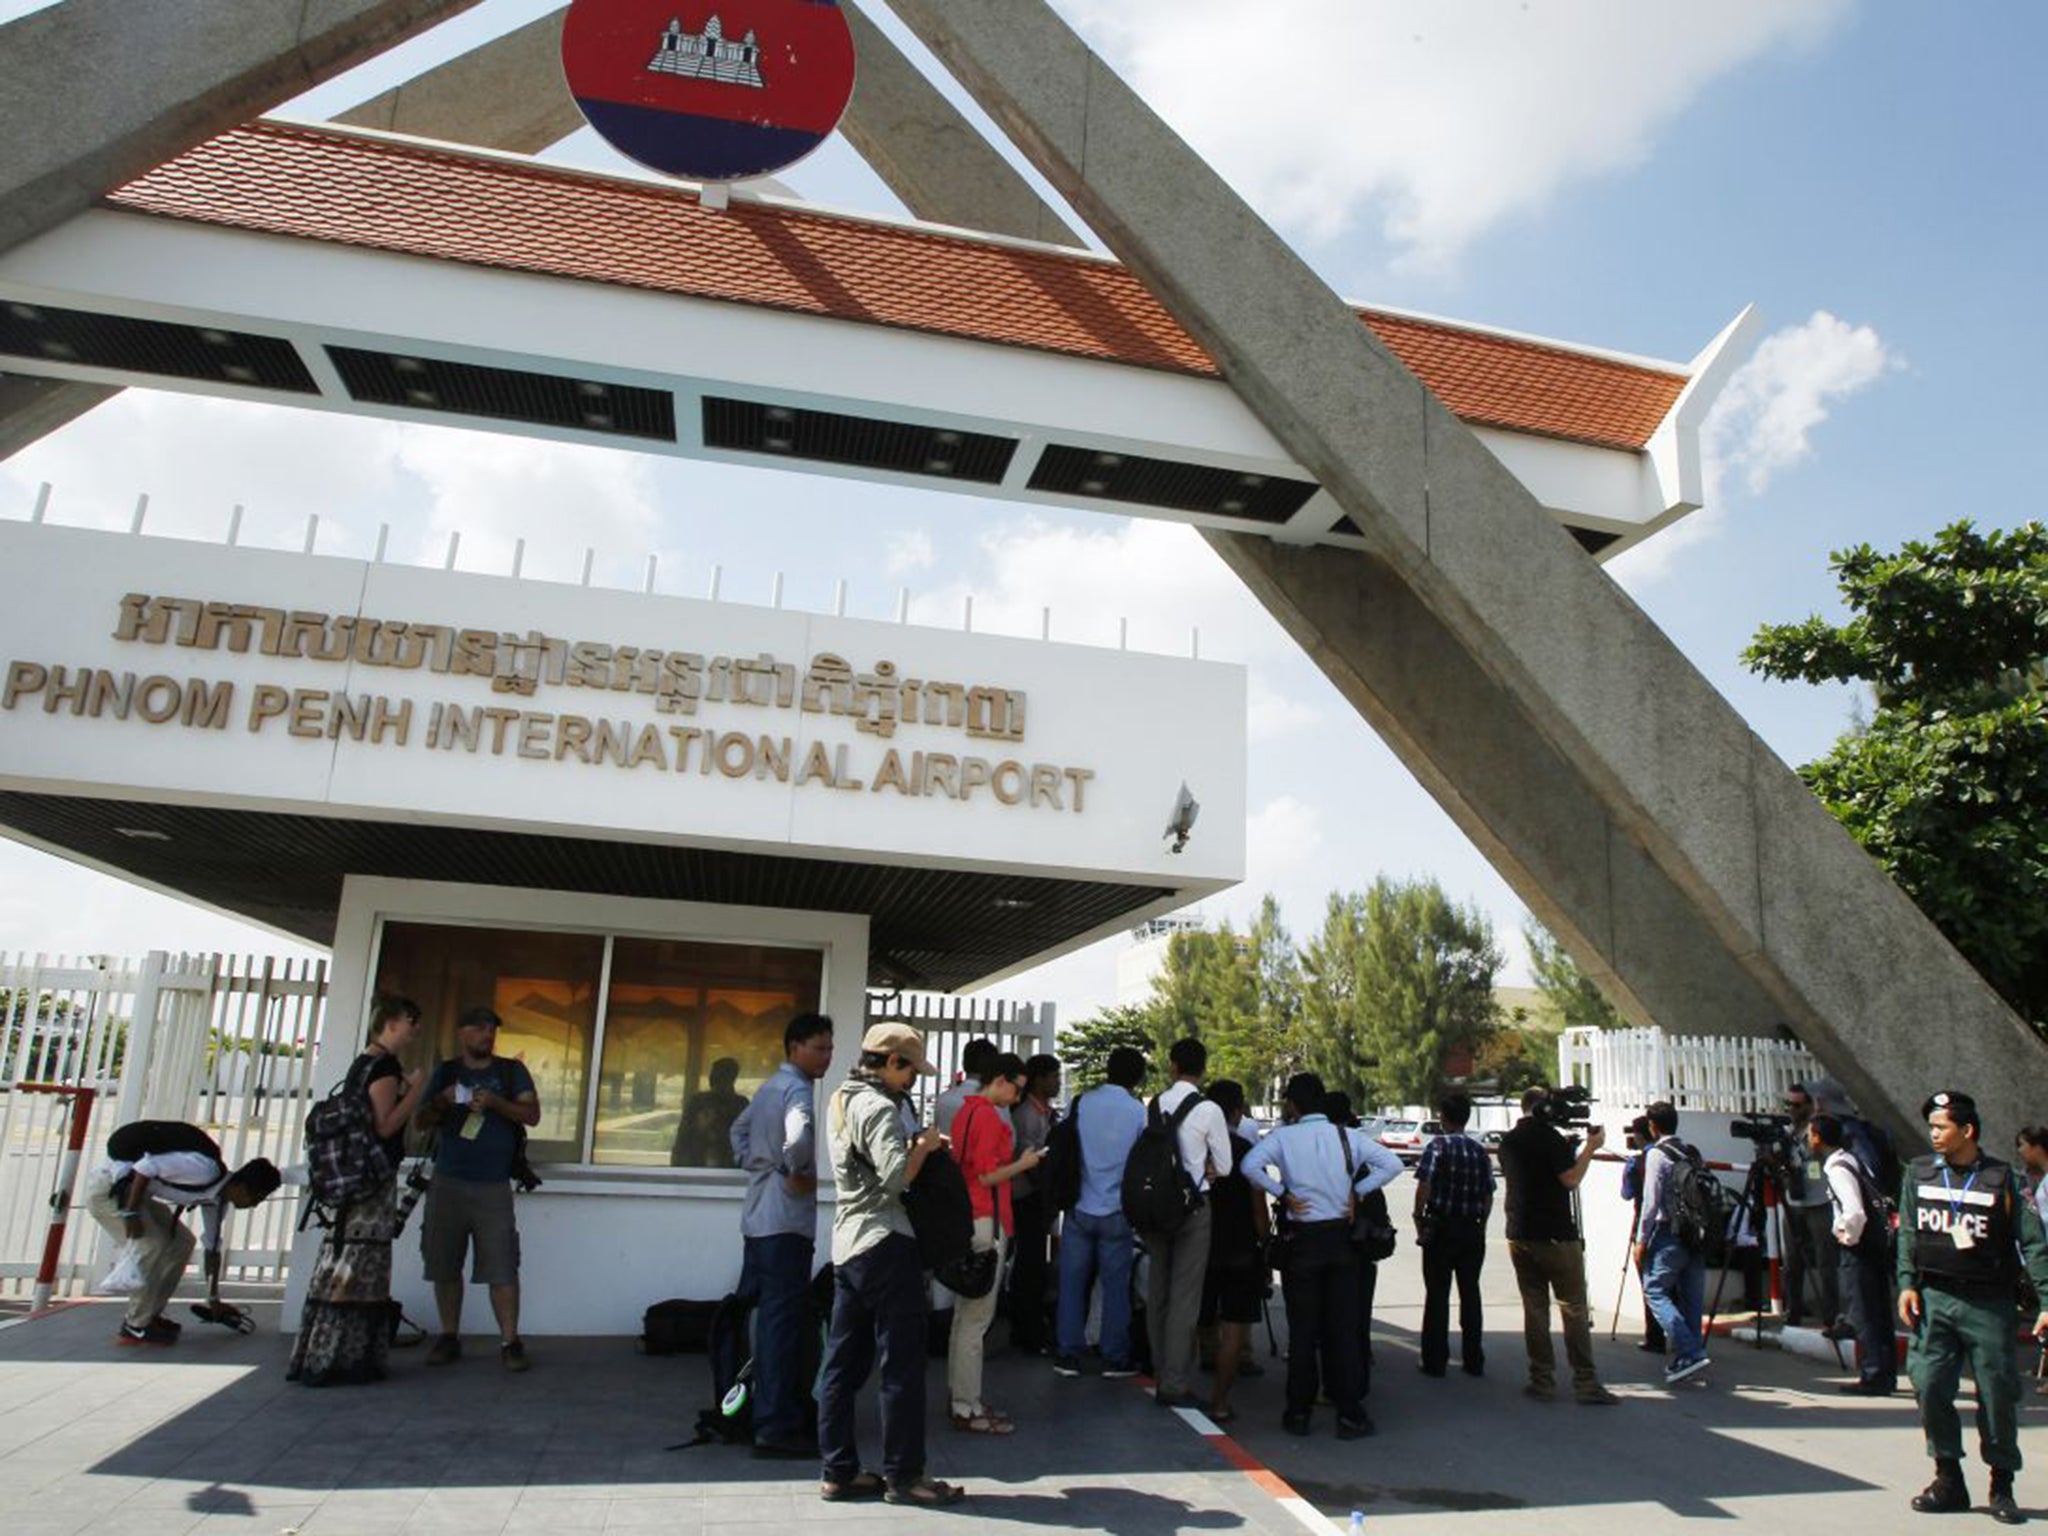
[{"xmin": 0, "ymin": 523, "xmax": 1246, "ymax": 891}]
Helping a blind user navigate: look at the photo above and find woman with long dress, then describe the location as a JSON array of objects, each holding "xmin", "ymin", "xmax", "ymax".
[{"xmin": 288, "ymin": 995, "xmax": 426, "ymax": 1386}]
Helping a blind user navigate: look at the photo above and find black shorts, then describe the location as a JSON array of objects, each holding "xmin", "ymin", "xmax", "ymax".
[{"xmin": 1201, "ymin": 1266, "xmax": 1263, "ymax": 1326}]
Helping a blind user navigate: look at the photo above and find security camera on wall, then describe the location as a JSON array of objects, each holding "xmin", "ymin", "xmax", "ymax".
[{"xmin": 1164, "ymin": 782, "xmax": 1199, "ymax": 854}]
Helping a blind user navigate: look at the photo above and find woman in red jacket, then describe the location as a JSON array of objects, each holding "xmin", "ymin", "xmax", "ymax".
[{"xmin": 946, "ymin": 1052, "xmax": 1044, "ymax": 1433}]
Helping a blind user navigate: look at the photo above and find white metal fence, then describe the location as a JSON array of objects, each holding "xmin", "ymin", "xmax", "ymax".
[
  {"xmin": 1557, "ymin": 1024, "xmax": 1822, "ymax": 1114},
  {"xmin": 866, "ymin": 989, "xmax": 1055, "ymax": 1127},
  {"xmin": 0, "ymin": 951, "xmax": 329, "ymax": 1301}
]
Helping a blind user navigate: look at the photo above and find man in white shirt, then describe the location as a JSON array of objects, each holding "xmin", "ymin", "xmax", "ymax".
[
  {"xmin": 1140, "ymin": 1037, "xmax": 1233, "ymax": 1407},
  {"xmin": 1811, "ymin": 1111, "xmax": 1898, "ymax": 1395},
  {"xmin": 86, "ymin": 1120, "xmax": 281, "ymax": 1346},
  {"xmin": 1244, "ymin": 1073, "xmax": 1402, "ymax": 1438}
]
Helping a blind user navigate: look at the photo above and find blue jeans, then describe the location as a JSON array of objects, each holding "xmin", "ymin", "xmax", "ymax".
[
  {"xmin": 818, "ymin": 1234, "xmax": 925, "ymax": 1488},
  {"xmin": 1644, "ymin": 1231, "xmax": 1707, "ymax": 1363},
  {"xmin": 1057, "ymin": 1207, "xmax": 1135, "ymax": 1365},
  {"xmin": 737, "ymin": 1232, "xmax": 813, "ymax": 1447}
]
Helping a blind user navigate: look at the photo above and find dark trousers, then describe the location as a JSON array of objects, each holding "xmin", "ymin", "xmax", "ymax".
[
  {"xmin": 1840, "ymin": 1239, "xmax": 1897, "ymax": 1388},
  {"xmin": 1785, "ymin": 1203, "xmax": 1841, "ymax": 1324},
  {"xmin": 1009, "ymin": 1192, "xmax": 1050, "ymax": 1352},
  {"xmin": 1356, "ymin": 1256, "xmax": 1378, "ymax": 1392},
  {"xmin": 738, "ymin": 1233, "xmax": 814, "ymax": 1447},
  {"xmin": 1419, "ymin": 1215, "xmax": 1487, "ymax": 1373},
  {"xmin": 819, "ymin": 1234, "xmax": 925, "ymax": 1488},
  {"xmin": 1281, "ymin": 1223, "xmax": 1363, "ymax": 1421}
]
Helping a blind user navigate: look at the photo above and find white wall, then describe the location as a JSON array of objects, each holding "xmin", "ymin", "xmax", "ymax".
[{"xmin": 283, "ymin": 875, "xmax": 870, "ymax": 1337}]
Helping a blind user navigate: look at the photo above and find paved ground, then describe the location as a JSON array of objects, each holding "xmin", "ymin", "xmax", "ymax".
[{"xmin": 6, "ymin": 1222, "xmax": 2048, "ymax": 1535}]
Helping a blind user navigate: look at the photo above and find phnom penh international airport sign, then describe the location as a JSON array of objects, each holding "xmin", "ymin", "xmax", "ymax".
[{"xmin": 0, "ymin": 522, "xmax": 1245, "ymax": 887}]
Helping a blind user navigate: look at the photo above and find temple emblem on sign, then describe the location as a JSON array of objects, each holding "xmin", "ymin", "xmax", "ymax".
[{"xmin": 647, "ymin": 15, "xmax": 766, "ymax": 89}]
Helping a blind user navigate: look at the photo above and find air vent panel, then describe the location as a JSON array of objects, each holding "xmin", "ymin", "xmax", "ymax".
[
  {"xmin": 328, "ymin": 347, "xmax": 675, "ymax": 440},
  {"xmin": 703, "ymin": 397, "xmax": 1015, "ymax": 485},
  {"xmin": 1029, "ymin": 445, "xmax": 1318, "ymax": 524},
  {"xmin": 0, "ymin": 302, "xmax": 316, "ymax": 393}
]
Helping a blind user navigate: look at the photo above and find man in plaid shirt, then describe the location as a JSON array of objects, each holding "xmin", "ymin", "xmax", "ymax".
[{"xmin": 1412, "ymin": 1092, "xmax": 1496, "ymax": 1377}]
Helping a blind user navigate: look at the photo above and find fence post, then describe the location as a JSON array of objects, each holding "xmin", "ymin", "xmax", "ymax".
[
  {"xmin": 21, "ymin": 1084, "xmax": 94, "ymax": 1311},
  {"xmin": 110, "ymin": 951, "xmax": 168, "ymax": 1130}
]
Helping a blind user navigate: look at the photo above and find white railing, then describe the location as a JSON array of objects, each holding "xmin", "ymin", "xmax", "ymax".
[
  {"xmin": 0, "ymin": 950, "xmax": 328, "ymax": 1301},
  {"xmin": 1557, "ymin": 1024, "xmax": 1822, "ymax": 1114},
  {"xmin": 866, "ymin": 989, "xmax": 1055, "ymax": 1126}
]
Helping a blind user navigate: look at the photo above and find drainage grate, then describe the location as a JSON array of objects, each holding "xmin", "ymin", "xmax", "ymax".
[
  {"xmin": 1028, "ymin": 444, "xmax": 1318, "ymax": 523},
  {"xmin": 702, "ymin": 397, "xmax": 1015, "ymax": 485},
  {"xmin": 328, "ymin": 348, "xmax": 675, "ymax": 440},
  {"xmin": 0, "ymin": 301, "xmax": 316, "ymax": 392}
]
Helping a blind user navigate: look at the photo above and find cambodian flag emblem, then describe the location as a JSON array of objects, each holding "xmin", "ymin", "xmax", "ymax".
[{"xmin": 562, "ymin": 0, "xmax": 857, "ymax": 183}]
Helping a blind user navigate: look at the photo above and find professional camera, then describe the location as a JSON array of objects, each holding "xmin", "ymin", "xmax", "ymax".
[
  {"xmin": 1729, "ymin": 1112, "xmax": 1794, "ymax": 1151},
  {"xmin": 1534, "ymin": 1084, "xmax": 1596, "ymax": 1131},
  {"xmin": 1623, "ymin": 1114, "xmax": 1653, "ymax": 1153}
]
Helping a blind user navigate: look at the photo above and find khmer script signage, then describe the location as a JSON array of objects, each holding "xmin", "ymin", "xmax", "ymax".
[{"xmin": 561, "ymin": 0, "xmax": 858, "ymax": 182}]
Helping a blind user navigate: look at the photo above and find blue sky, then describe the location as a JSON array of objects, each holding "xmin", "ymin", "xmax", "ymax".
[{"xmin": 2, "ymin": 1, "xmax": 2041, "ymax": 1023}]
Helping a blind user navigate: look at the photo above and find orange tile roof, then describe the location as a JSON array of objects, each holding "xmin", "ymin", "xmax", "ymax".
[{"xmin": 106, "ymin": 122, "xmax": 1685, "ymax": 452}]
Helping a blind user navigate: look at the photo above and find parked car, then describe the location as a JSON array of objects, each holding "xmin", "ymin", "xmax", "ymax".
[
  {"xmin": 1377, "ymin": 1118, "xmax": 1425, "ymax": 1161},
  {"xmin": 1479, "ymin": 1128, "xmax": 1506, "ymax": 1154}
]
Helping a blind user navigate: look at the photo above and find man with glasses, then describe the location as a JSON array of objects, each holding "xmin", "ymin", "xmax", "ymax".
[{"xmin": 417, "ymin": 1005, "xmax": 541, "ymax": 1372}]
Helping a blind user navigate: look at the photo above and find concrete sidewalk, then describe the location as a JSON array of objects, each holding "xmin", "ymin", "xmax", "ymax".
[{"xmin": 0, "ymin": 1299, "xmax": 1304, "ymax": 1536}]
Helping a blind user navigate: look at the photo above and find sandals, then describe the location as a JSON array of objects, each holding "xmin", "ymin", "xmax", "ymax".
[
  {"xmin": 949, "ymin": 1410, "xmax": 1015, "ymax": 1435},
  {"xmin": 819, "ymin": 1471, "xmax": 886, "ymax": 1502},
  {"xmin": 885, "ymin": 1477, "xmax": 965, "ymax": 1507}
]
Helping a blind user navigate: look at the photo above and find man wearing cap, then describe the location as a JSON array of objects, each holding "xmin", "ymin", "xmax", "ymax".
[
  {"xmin": 1898, "ymin": 1090, "xmax": 2048, "ymax": 1524},
  {"xmin": 416, "ymin": 1004, "xmax": 541, "ymax": 1372},
  {"xmin": 817, "ymin": 1022, "xmax": 962, "ymax": 1508}
]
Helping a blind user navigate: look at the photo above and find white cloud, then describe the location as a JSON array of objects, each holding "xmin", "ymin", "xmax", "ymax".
[
  {"xmin": 1612, "ymin": 310, "xmax": 1899, "ymax": 585},
  {"xmin": 1244, "ymin": 794, "xmax": 1323, "ymax": 908},
  {"xmin": 1059, "ymin": 0, "xmax": 1850, "ymax": 271},
  {"xmin": 883, "ymin": 527, "xmax": 936, "ymax": 576}
]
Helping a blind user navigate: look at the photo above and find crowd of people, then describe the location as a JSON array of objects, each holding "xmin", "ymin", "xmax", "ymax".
[{"xmin": 79, "ymin": 1004, "xmax": 2048, "ymax": 1522}]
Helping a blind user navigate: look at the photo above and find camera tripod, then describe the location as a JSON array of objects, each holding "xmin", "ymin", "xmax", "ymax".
[{"xmin": 1704, "ymin": 1155, "xmax": 1782, "ymax": 1347}]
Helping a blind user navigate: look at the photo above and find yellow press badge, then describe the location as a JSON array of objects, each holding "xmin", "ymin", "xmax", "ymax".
[{"xmin": 459, "ymin": 1107, "xmax": 484, "ymax": 1140}]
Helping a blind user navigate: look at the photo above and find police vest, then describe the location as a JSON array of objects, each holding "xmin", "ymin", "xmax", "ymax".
[{"xmin": 1909, "ymin": 1152, "xmax": 2018, "ymax": 1290}]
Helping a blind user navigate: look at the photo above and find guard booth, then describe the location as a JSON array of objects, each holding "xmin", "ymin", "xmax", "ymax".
[{"xmin": 0, "ymin": 515, "xmax": 1245, "ymax": 1332}]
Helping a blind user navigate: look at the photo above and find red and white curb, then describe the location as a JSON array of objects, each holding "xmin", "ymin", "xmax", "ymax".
[{"xmin": 1138, "ymin": 1379, "xmax": 1342, "ymax": 1536}]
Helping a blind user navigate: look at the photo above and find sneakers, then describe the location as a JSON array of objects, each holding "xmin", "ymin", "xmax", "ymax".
[
  {"xmin": 1052, "ymin": 1355, "xmax": 1083, "ymax": 1378},
  {"xmin": 500, "ymin": 1338, "xmax": 529, "ymax": 1373},
  {"xmin": 1911, "ymin": 1463, "xmax": 1971, "ymax": 1515},
  {"xmin": 1100, "ymin": 1361, "xmax": 1140, "ymax": 1380},
  {"xmin": 116, "ymin": 1320, "xmax": 178, "ymax": 1348},
  {"xmin": 1335, "ymin": 1415, "xmax": 1375, "ymax": 1440},
  {"xmin": 425, "ymin": 1333, "xmax": 462, "ymax": 1366},
  {"xmin": 1576, "ymin": 1384, "xmax": 1621, "ymax": 1406},
  {"xmin": 1665, "ymin": 1355, "xmax": 1710, "ymax": 1384}
]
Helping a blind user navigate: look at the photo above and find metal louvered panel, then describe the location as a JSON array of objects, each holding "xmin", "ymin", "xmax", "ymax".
[
  {"xmin": 327, "ymin": 347, "xmax": 676, "ymax": 441},
  {"xmin": 0, "ymin": 302, "xmax": 316, "ymax": 393},
  {"xmin": 702, "ymin": 397, "xmax": 1016, "ymax": 485},
  {"xmin": 1028, "ymin": 444, "xmax": 1318, "ymax": 523}
]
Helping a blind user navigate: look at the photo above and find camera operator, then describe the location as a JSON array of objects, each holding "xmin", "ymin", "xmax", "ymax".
[
  {"xmin": 1783, "ymin": 1084, "xmax": 1841, "ymax": 1329},
  {"xmin": 1496, "ymin": 1086, "xmax": 1618, "ymax": 1405}
]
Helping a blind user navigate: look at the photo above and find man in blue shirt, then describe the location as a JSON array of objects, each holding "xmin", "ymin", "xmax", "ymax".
[
  {"xmin": 1053, "ymin": 1045, "xmax": 1148, "ymax": 1379},
  {"xmin": 730, "ymin": 1012, "xmax": 834, "ymax": 1457},
  {"xmin": 417, "ymin": 1005, "xmax": 541, "ymax": 1372},
  {"xmin": 1634, "ymin": 1100, "xmax": 1710, "ymax": 1385},
  {"xmin": 1244, "ymin": 1073, "xmax": 1402, "ymax": 1439}
]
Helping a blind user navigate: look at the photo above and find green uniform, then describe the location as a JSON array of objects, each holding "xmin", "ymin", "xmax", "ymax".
[{"xmin": 1897, "ymin": 1151, "xmax": 2048, "ymax": 1471}]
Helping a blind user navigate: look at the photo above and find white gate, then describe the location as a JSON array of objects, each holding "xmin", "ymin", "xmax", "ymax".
[
  {"xmin": 1557, "ymin": 1024, "xmax": 1823, "ymax": 1114},
  {"xmin": 865, "ymin": 989, "xmax": 1055, "ymax": 1127},
  {"xmin": 0, "ymin": 950, "xmax": 328, "ymax": 1301}
]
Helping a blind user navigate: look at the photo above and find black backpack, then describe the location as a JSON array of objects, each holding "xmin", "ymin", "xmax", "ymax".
[
  {"xmin": 640, "ymin": 1298, "xmax": 721, "ymax": 1356},
  {"xmin": 1660, "ymin": 1142, "xmax": 1719, "ymax": 1251},
  {"xmin": 684, "ymin": 1265, "xmax": 835, "ymax": 1448},
  {"xmin": 1043, "ymin": 1103, "xmax": 1084, "ymax": 1213},
  {"xmin": 1121, "ymin": 1093, "xmax": 1203, "ymax": 1234},
  {"xmin": 904, "ymin": 1149, "xmax": 998, "ymax": 1299},
  {"xmin": 106, "ymin": 1121, "xmax": 226, "ymax": 1198}
]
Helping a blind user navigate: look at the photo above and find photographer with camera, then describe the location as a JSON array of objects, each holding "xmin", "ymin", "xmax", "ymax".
[
  {"xmin": 1496, "ymin": 1085, "xmax": 1618, "ymax": 1405},
  {"xmin": 1633, "ymin": 1101, "xmax": 1711, "ymax": 1386}
]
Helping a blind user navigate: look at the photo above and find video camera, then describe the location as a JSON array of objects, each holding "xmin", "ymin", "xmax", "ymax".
[
  {"xmin": 1534, "ymin": 1084, "xmax": 1596, "ymax": 1132},
  {"xmin": 1729, "ymin": 1112, "xmax": 1795, "ymax": 1157}
]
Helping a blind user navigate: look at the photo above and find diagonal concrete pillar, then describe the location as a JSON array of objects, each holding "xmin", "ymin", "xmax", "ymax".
[
  {"xmin": 877, "ymin": 0, "xmax": 2045, "ymax": 1139},
  {"xmin": 332, "ymin": 7, "xmax": 583, "ymax": 154},
  {"xmin": 0, "ymin": 0, "xmax": 482, "ymax": 460}
]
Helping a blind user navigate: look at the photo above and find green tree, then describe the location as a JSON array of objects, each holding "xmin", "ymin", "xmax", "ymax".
[
  {"xmin": 1056, "ymin": 1004, "xmax": 1160, "ymax": 1092},
  {"xmin": 1204, "ymin": 896, "xmax": 1300, "ymax": 1099},
  {"xmin": 1299, "ymin": 878, "xmax": 1502, "ymax": 1110},
  {"xmin": 1471, "ymin": 1014, "xmax": 1552, "ymax": 1094},
  {"xmin": 1525, "ymin": 921, "xmax": 1624, "ymax": 1032},
  {"xmin": 1743, "ymin": 520, "xmax": 2048, "ymax": 1033}
]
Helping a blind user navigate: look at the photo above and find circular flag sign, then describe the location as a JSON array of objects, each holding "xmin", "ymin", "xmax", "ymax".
[{"xmin": 562, "ymin": 0, "xmax": 857, "ymax": 183}]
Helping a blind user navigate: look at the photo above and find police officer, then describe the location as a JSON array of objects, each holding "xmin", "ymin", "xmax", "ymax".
[
  {"xmin": 1898, "ymin": 1090, "xmax": 2048, "ymax": 1525},
  {"xmin": 1241, "ymin": 1072, "xmax": 1401, "ymax": 1440}
]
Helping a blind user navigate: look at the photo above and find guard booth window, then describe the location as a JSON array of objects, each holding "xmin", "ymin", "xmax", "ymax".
[{"xmin": 371, "ymin": 921, "xmax": 822, "ymax": 1169}]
